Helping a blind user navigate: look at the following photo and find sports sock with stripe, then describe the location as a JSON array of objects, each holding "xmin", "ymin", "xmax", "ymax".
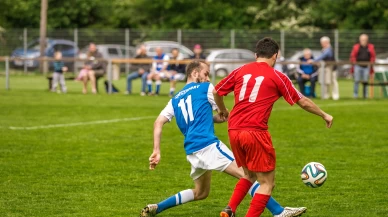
[
  {"xmin": 246, "ymin": 193, "xmax": 271, "ymax": 217},
  {"xmin": 228, "ymin": 178, "xmax": 253, "ymax": 212},
  {"xmin": 156, "ymin": 189, "xmax": 194, "ymax": 213},
  {"xmin": 249, "ymin": 182, "xmax": 284, "ymax": 215}
]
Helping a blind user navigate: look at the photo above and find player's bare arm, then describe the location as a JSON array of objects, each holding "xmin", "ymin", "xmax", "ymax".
[
  {"xmin": 213, "ymin": 113, "xmax": 227, "ymax": 123},
  {"xmin": 150, "ymin": 115, "xmax": 169, "ymax": 170},
  {"xmin": 212, "ymin": 90, "xmax": 229, "ymax": 120},
  {"xmin": 296, "ymin": 97, "xmax": 333, "ymax": 128}
]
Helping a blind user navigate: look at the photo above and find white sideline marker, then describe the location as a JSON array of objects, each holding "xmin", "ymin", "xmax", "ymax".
[
  {"xmin": 8, "ymin": 116, "xmax": 155, "ymax": 130},
  {"xmin": 6, "ymin": 101, "xmax": 375, "ymax": 130}
]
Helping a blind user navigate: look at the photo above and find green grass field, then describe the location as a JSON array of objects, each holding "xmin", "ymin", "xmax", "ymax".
[{"xmin": 0, "ymin": 75, "xmax": 387, "ymax": 216}]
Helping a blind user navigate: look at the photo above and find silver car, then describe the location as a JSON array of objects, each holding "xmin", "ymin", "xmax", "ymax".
[
  {"xmin": 205, "ymin": 49, "xmax": 255, "ymax": 77},
  {"xmin": 375, "ymin": 53, "xmax": 388, "ymax": 73},
  {"xmin": 140, "ymin": 41, "xmax": 194, "ymax": 59},
  {"xmin": 76, "ymin": 44, "xmax": 136, "ymax": 72}
]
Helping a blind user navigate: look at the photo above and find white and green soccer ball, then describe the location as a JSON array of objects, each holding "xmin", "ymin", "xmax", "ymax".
[{"xmin": 301, "ymin": 162, "xmax": 327, "ymax": 188}]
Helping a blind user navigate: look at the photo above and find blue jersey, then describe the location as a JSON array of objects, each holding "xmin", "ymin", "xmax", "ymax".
[
  {"xmin": 153, "ymin": 53, "xmax": 170, "ymax": 72},
  {"xmin": 160, "ymin": 82, "xmax": 219, "ymax": 155}
]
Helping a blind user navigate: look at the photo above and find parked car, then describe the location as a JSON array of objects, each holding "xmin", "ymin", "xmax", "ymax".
[
  {"xmin": 75, "ymin": 44, "xmax": 136, "ymax": 72},
  {"xmin": 11, "ymin": 38, "xmax": 78, "ymax": 69},
  {"xmin": 286, "ymin": 50, "xmax": 351, "ymax": 79},
  {"xmin": 205, "ymin": 48, "xmax": 255, "ymax": 77},
  {"xmin": 140, "ymin": 41, "xmax": 194, "ymax": 59},
  {"xmin": 374, "ymin": 53, "xmax": 388, "ymax": 73}
]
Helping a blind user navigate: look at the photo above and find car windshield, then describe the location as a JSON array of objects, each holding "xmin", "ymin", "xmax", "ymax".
[
  {"xmin": 27, "ymin": 41, "xmax": 41, "ymax": 50},
  {"xmin": 376, "ymin": 53, "xmax": 388, "ymax": 59}
]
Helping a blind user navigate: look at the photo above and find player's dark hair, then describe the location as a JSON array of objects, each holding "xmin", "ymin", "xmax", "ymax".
[
  {"xmin": 255, "ymin": 37, "xmax": 280, "ymax": 59},
  {"xmin": 186, "ymin": 60, "xmax": 208, "ymax": 78},
  {"xmin": 171, "ymin": 48, "xmax": 179, "ymax": 52}
]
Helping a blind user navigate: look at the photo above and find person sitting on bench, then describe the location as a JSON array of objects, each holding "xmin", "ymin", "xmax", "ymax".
[{"xmin": 76, "ymin": 43, "xmax": 106, "ymax": 94}]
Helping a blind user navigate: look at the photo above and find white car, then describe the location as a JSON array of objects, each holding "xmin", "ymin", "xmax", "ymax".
[
  {"xmin": 140, "ymin": 41, "xmax": 194, "ymax": 59},
  {"xmin": 205, "ymin": 49, "xmax": 255, "ymax": 77},
  {"xmin": 75, "ymin": 44, "xmax": 136, "ymax": 72}
]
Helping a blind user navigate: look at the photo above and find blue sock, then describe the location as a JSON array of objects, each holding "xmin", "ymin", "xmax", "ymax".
[
  {"xmin": 169, "ymin": 88, "xmax": 175, "ymax": 96},
  {"xmin": 249, "ymin": 182, "xmax": 284, "ymax": 215},
  {"xmin": 155, "ymin": 81, "xmax": 161, "ymax": 94},
  {"xmin": 147, "ymin": 80, "xmax": 152, "ymax": 93},
  {"xmin": 156, "ymin": 189, "xmax": 194, "ymax": 214}
]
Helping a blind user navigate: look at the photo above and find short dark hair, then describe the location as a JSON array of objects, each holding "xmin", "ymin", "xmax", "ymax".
[
  {"xmin": 186, "ymin": 60, "xmax": 208, "ymax": 78},
  {"xmin": 171, "ymin": 48, "xmax": 179, "ymax": 52},
  {"xmin": 255, "ymin": 37, "xmax": 279, "ymax": 59}
]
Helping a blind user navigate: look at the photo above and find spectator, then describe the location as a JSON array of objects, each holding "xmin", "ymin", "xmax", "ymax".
[
  {"xmin": 51, "ymin": 51, "xmax": 68, "ymax": 93},
  {"xmin": 350, "ymin": 34, "xmax": 376, "ymax": 99},
  {"xmin": 77, "ymin": 43, "xmax": 106, "ymax": 94},
  {"xmin": 190, "ymin": 44, "xmax": 206, "ymax": 59},
  {"xmin": 297, "ymin": 48, "xmax": 319, "ymax": 98},
  {"xmin": 166, "ymin": 48, "xmax": 186, "ymax": 97},
  {"xmin": 147, "ymin": 47, "xmax": 169, "ymax": 95},
  {"xmin": 308, "ymin": 36, "xmax": 339, "ymax": 100},
  {"xmin": 125, "ymin": 45, "xmax": 150, "ymax": 96}
]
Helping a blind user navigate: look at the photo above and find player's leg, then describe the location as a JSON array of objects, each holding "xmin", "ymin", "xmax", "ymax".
[
  {"xmin": 126, "ymin": 71, "xmax": 139, "ymax": 94},
  {"xmin": 82, "ymin": 72, "xmax": 88, "ymax": 94},
  {"xmin": 147, "ymin": 73, "xmax": 154, "ymax": 94},
  {"xmin": 140, "ymin": 171, "xmax": 212, "ymax": 216},
  {"xmin": 245, "ymin": 170, "xmax": 275, "ymax": 217},
  {"xmin": 59, "ymin": 73, "xmax": 67, "ymax": 93},
  {"xmin": 310, "ymin": 76, "xmax": 317, "ymax": 98},
  {"xmin": 141, "ymin": 72, "xmax": 149, "ymax": 96},
  {"xmin": 155, "ymin": 73, "xmax": 162, "ymax": 95},
  {"xmin": 353, "ymin": 65, "xmax": 361, "ymax": 98},
  {"xmin": 297, "ymin": 76, "xmax": 306, "ymax": 95},
  {"xmin": 169, "ymin": 71, "xmax": 177, "ymax": 97},
  {"xmin": 87, "ymin": 70, "xmax": 97, "ymax": 94},
  {"xmin": 361, "ymin": 67, "xmax": 370, "ymax": 98},
  {"xmin": 51, "ymin": 73, "xmax": 59, "ymax": 92}
]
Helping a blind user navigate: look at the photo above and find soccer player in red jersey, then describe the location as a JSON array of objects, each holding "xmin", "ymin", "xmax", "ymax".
[{"xmin": 214, "ymin": 37, "xmax": 334, "ymax": 217}]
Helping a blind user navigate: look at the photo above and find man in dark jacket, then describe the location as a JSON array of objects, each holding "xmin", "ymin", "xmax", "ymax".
[
  {"xmin": 350, "ymin": 34, "xmax": 376, "ymax": 98},
  {"xmin": 125, "ymin": 45, "xmax": 151, "ymax": 96},
  {"xmin": 190, "ymin": 44, "xmax": 206, "ymax": 59},
  {"xmin": 298, "ymin": 48, "xmax": 318, "ymax": 97}
]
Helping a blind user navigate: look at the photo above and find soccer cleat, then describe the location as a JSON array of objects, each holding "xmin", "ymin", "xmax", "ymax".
[
  {"xmin": 220, "ymin": 206, "xmax": 235, "ymax": 217},
  {"xmin": 274, "ymin": 207, "xmax": 307, "ymax": 217},
  {"xmin": 139, "ymin": 204, "xmax": 158, "ymax": 217}
]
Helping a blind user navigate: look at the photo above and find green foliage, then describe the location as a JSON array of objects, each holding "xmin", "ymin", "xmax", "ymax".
[
  {"xmin": 0, "ymin": 0, "xmax": 388, "ymax": 30},
  {"xmin": 0, "ymin": 77, "xmax": 387, "ymax": 216}
]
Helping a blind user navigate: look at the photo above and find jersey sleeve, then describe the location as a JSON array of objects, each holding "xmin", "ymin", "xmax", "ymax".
[
  {"xmin": 275, "ymin": 71, "xmax": 303, "ymax": 105},
  {"xmin": 214, "ymin": 67, "xmax": 239, "ymax": 96},
  {"xmin": 207, "ymin": 83, "xmax": 218, "ymax": 110},
  {"xmin": 160, "ymin": 99, "xmax": 175, "ymax": 121}
]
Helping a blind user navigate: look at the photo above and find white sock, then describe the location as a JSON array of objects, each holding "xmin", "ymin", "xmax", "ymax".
[{"xmin": 176, "ymin": 189, "xmax": 194, "ymax": 204}]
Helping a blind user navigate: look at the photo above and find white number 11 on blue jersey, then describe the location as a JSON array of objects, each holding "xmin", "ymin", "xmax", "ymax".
[{"xmin": 178, "ymin": 95, "xmax": 195, "ymax": 124}]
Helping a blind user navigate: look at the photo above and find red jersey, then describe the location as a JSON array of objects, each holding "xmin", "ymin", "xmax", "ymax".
[{"xmin": 215, "ymin": 62, "xmax": 303, "ymax": 131}]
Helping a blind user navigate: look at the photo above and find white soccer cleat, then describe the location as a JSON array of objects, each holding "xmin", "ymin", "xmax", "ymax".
[
  {"xmin": 274, "ymin": 207, "xmax": 307, "ymax": 217},
  {"xmin": 139, "ymin": 204, "xmax": 158, "ymax": 217}
]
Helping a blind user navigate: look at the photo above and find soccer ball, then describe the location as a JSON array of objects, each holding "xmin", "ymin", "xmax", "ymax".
[{"xmin": 301, "ymin": 162, "xmax": 327, "ymax": 188}]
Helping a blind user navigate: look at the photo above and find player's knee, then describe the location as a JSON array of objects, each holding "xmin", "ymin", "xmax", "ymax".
[{"xmin": 193, "ymin": 189, "xmax": 209, "ymax": 200}]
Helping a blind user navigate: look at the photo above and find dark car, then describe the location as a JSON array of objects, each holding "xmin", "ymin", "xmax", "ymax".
[{"xmin": 11, "ymin": 38, "xmax": 79, "ymax": 69}]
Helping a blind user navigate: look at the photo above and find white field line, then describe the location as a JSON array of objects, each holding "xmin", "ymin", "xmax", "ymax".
[
  {"xmin": 4, "ymin": 101, "xmax": 380, "ymax": 130},
  {"xmin": 8, "ymin": 116, "xmax": 155, "ymax": 130}
]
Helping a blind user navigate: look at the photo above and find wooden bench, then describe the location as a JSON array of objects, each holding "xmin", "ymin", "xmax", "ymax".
[{"xmin": 47, "ymin": 74, "xmax": 104, "ymax": 92}]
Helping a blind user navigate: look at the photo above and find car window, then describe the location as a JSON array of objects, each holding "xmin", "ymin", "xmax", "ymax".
[
  {"xmin": 240, "ymin": 52, "xmax": 254, "ymax": 60},
  {"xmin": 108, "ymin": 48, "xmax": 119, "ymax": 55},
  {"xmin": 52, "ymin": 44, "xmax": 74, "ymax": 52},
  {"xmin": 27, "ymin": 41, "xmax": 41, "ymax": 50},
  {"xmin": 216, "ymin": 52, "xmax": 239, "ymax": 59}
]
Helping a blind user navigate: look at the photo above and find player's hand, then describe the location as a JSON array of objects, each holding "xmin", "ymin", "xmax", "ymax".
[
  {"xmin": 218, "ymin": 109, "xmax": 229, "ymax": 121},
  {"xmin": 322, "ymin": 113, "xmax": 333, "ymax": 128},
  {"xmin": 149, "ymin": 151, "xmax": 161, "ymax": 170}
]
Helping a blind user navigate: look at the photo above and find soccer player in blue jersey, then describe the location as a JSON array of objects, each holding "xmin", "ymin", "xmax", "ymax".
[
  {"xmin": 147, "ymin": 47, "xmax": 170, "ymax": 95},
  {"xmin": 140, "ymin": 60, "xmax": 306, "ymax": 217}
]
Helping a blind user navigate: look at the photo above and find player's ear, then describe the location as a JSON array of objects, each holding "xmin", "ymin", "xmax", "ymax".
[{"xmin": 255, "ymin": 53, "xmax": 258, "ymax": 59}]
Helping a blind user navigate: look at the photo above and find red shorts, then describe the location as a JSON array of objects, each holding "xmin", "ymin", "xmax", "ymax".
[{"xmin": 228, "ymin": 130, "xmax": 276, "ymax": 172}]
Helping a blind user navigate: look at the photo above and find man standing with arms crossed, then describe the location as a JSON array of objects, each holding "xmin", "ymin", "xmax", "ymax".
[{"xmin": 214, "ymin": 37, "xmax": 334, "ymax": 217}]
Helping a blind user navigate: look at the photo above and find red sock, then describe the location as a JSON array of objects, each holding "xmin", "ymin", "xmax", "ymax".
[
  {"xmin": 245, "ymin": 193, "xmax": 271, "ymax": 217},
  {"xmin": 228, "ymin": 178, "xmax": 253, "ymax": 212}
]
